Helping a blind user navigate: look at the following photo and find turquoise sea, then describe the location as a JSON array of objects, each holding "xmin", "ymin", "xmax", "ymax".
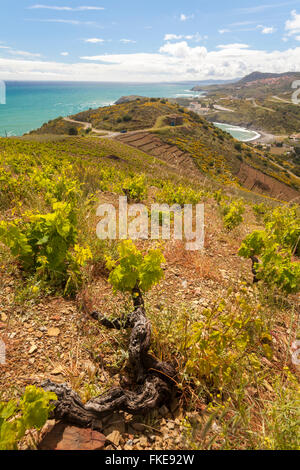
[
  {"xmin": 213, "ymin": 122, "xmax": 261, "ymax": 142},
  {"xmin": 0, "ymin": 81, "xmax": 260, "ymax": 142},
  {"xmin": 0, "ymin": 81, "xmax": 202, "ymax": 137}
]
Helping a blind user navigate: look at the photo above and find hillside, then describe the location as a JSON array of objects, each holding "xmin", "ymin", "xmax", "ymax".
[
  {"xmin": 189, "ymin": 71, "xmax": 300, "ymax": 139},
  {"xmin": 194, "ymin": 71, "xmax": 300, "ymax": 98},
  {"xmin": 67, "ymin": 98, "xmax": 181, "ymax": 132},
  {"xmin": 237, "ymin": 71, "xmax": 299, "ymax": 85},
  {"xmin": 0, "ymin": 131, "xmax": 299, "ymax": 451},
  {"xmin": 206, "ymin": 97, "xmax": 300, "ymax": 134},
  {"xmin": 29, "ymin": 98, "xmax": 300, "ymax": 200}
]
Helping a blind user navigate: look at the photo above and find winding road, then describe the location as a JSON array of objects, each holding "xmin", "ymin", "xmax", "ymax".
[{"xmin": 63, "ymin": 117, "xmax": 121, "ymax": 138}]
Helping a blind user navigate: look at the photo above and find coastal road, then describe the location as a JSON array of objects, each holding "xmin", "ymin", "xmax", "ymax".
[
  {"xmin": 63, "ymin": 117, "xmax": 121, "ymax": 138},
  {"xmin": 213, "ymin": 104, "xmax": 234, "ymax": 113},
  {"xmin": 63, "ymin": 116, "xmax": 170, "ymax": 139}
]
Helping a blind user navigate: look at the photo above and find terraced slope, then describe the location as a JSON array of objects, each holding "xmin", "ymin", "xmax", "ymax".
[
  {"xmin": 237, "ymin": 162, "xmax": 300, "ymax": 201},
  {"xmin": 116, "ymin": 132, "xmax": 198, "ymax": 176},
  {"xmin": 29, "ymin": 98, "xmax": 300, "ymax": 200}
]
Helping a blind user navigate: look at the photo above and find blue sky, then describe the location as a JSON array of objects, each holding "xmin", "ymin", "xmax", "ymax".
[{"xmin": 0, "ymin": 1, "xmax": 300, "ymax": 81}]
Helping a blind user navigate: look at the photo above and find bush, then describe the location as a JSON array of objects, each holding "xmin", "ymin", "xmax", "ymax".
[
  {"xmin": 221, "ymin": 200, "xmax": 245, "ymax": 231},
  {"xmin": 68, "ymin": 127, "xmax": 78, "ymax": 136},
  {"xmin": 0, "ymin": 386, "xmax": 56, "ymax": 450},
  {"xmin": 123, "ymin": 174, "xmax": 147, "ymax": 202},
  {"xmin": 181, "ymin": 291, "xmax": 272, "ymax": 391},
  {"xmin": 252, "ymin": 203, "xmax": 268, "ymax": 220},
  {"xmin": 156, "ymin": 182, "xmax": 203, "ymax": 206},
  {"xmin": 239, "ymin": 205, "xmax": 300, "ymax": 294},
  {"xmin": 105, "ymin": 240, "xmax": 165, "ymax": 294},
  {"xmin": 0, "ymin": 202, "xmax": 92, "ymax": 295},
  {"xmin": 234, "ymin": 142, "xmax": 242, "ymax": 152}
]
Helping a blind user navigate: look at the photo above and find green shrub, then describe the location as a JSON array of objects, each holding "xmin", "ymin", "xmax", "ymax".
[
  {"xmin": 105, "ymin": 240, "xmax": 165, "ymax": 294},
  {"xmin": 0, "ymin": 202, "xmax": 91, "ymax": 294},
  {"xmin": 156, "ymin": 182, "xmax": 203, "ymax": 206},
  {"xmin": 260, "ymin": 374, "xmax": 300, "ymax": 450},
  {"xmin": 239, "ymin": 205, "xmax": 300, "ymax": 294},
  {"xmin": 68, "ymin": 127, "xmax": 78, "ymax": 136},
  {"xmin": 221, "ymin": 200, "xmax": 245, "ymax": 231},
  {"xmin": 0, "ymin": 386, "xmax": 56, "ymax": 450},
  {"xmin": 123, "ymin": 114, "xmax": 132, "ymax": 122},
  {"xmin": 252, "ymin": 203, "xmax": 268, "ymax": 220},
  {"xmin": 182, "ymin": 291, "xmax": 272, "ymax": 392},
  {"xmin": 123, "ymin": 174, "xmax": 147, "ymax": 202}
]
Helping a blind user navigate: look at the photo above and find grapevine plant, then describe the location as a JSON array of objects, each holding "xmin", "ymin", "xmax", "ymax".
[
  {"xmin": 105, "ymin": 239, "xmax": 165, "ymax": 294},
  {"xmin": 221, "ymin": 200, "xmax": 245, "ymax": 231},
  {"xmin": 239, "ymin": 205, "xmax": 300, "ymax": 294},
  {"xmin": 0, "ymin": 386, "xmax": 56, "ymax": 450},
  {"xmin": 0, "ymin": 201, "xmax": 91, "ymax": 295},
  {"xmin": 43, "ymin": 241, "xmax": 176, "ymax": 424}
]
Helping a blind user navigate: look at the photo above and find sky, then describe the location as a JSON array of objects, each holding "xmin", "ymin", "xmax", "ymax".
[{"xmin": 0, "ymin": 0, "xmax": 300, "ymax": 82}]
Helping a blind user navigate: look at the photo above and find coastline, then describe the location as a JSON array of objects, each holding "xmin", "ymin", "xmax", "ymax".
[
  {"xmin": 212, "ymin": 119, "xmax": 278, "ymax": 144},
  {"xmin": 252, "ymin": 129, "xmax": 277, "ymax": 144},
  {"xmin": 213, "ymin": 122, "xmax": 262, "ymax": 142}
]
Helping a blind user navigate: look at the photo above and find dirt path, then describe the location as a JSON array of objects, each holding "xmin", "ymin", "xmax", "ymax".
[
  {"xmin": 267, "ymin": 157, "xmax": 300, "ymax": 183},
  {"xmin": 271, "ymin": 95, "xmax": 292, "ymax": 104},
  {"xmin": 213, "ymin": 104, "xmax": 234, "ymax": 113},
  {"xmin": 249, "ymin": 98, "xmax": 275, "ymax": 113},
  {"xmin": 63, "ymin": 117, "xmax": 167, "ymax": 140},
  {"xmin": 63, "ymin": 117, "xmax": 121, "ymax": 138}
]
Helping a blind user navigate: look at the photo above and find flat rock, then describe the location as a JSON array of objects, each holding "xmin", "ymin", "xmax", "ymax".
[
  {"xmin": 29, "ymin": 345, "xmax": 38, "ymax": 354},
  {"xmin": 38, "ymin": 423, "xmax": 106, "ymax": 450},
  {"xmin": 47, "ymin": 327, "xmax": 60, "ymax": 337},
  {"xmin": 106, "ymin": 430, "xmax": 121, "ymax": 447}
]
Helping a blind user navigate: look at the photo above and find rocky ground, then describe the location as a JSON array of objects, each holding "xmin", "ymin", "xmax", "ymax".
[{"xmin": 0, "ymin": 199, "xmax": 256, "ymax": 450}]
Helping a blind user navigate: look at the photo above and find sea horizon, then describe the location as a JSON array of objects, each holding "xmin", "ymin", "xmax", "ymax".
[
  {"xmin": 0, "ymin": 80, "xmax": 209, "ymax": 137},
  {"xmin": 0, "ymin": 79, "xmax": 259, "ymax": 142}
]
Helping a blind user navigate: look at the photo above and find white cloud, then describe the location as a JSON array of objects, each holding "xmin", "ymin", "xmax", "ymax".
[
  {"xmin": 164, "ymin": 34, "xmax": 182, "ymax": 41},
  {"xmin": 27, "ymin": 19, "xmax": 96, "ymax": 25},
  {"xmin": 28, "ymin": 4, "xmax": 105, "ymax": 11},
  {"xmin": 9, "ymin": 50, "xmax": 42, "ymax": 58},
  {"xmin": 230, "ymin": 21, "xmax": 257, "ymax": 26},
  {"xmin": 84, "ymin": 38, "xmax": 105, "ymax": 43},
  {"xmin": 159, "ymin": 41, "xmax": 207, "ymax": 59},
  {"xmin": 120, "ymin": 39, "xmax": 136, "ymax": 44},
  {"xmin": 237, "ymin": 2, "xmax": 298, "ymax": 14},
  {"xmin": 60, "ymin": 52, "xmax": 69, "ymax": 56},
  {"xmin": 1, "ymin": 41, "xmax": 300, "ymax": 82},
  {"xmin": 257, "ymin": 25, "xmax": 276, "ymax": 34},
  {"xmin": 164, "ymin": 33, "xmax": 206, "ymax": 42},
  {"xmin": 219, "ymin": 29, "xmax": 231, "ymax": 34},
  {"xmin": 0, "ymin": 44, "xmax": 42, "ymax": 58},
  {"xmin": 262, "ymin": 27, "xmax": 276, "ymax": 34},
  {"xmin": 180, "ymin": 13, "xmax": 194, "ymax": 22},
  {"xmin": 217, "ymin": 43, "xmax": 250, "ymax": 49},
  {"xmin": 285, "ymin": 10, "xmax": 300, "ymax": 37}
]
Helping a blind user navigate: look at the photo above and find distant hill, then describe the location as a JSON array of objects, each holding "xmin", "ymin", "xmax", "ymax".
[
  {"xmin": 29, "ymin": 97, "xmax": 300, "ymax": 199},
  {"xmin": 238, "ymin": 71, "xmax": 300, "ymax": 85},
  {"xmin": 115, "ymin": 95, "xmax": 145, "ymax": 105}
]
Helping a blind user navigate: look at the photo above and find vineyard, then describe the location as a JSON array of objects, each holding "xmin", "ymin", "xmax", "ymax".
[{"xmin": 0, "ymin": 132, "xmax": 299, "ymax": 451}]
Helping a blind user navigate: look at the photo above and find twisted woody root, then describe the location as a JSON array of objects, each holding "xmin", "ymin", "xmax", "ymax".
[{"xmin": 43, "ymin": 289, "xmax": 176, "ymax": 430}]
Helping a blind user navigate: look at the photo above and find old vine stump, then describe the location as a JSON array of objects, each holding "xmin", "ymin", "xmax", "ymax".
[{"xmin": 43, "ymin": 289, "xmax": 176, "ymax": 431}]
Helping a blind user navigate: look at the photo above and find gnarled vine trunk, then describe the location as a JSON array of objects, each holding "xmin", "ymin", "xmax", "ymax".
[{"xmin": 43, "ymin": 289, "xmax": 176, "ymax": 431}]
